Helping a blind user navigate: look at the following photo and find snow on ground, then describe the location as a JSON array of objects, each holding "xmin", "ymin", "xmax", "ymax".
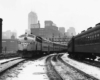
[
  {"xmin": 51, "ymin": 56, "xmax": 91, "ymax": 80},
  {"xmin": 0, "ymin": 57, "xmax": 20, "ymax": 63},
  {"xmin": 2, "ymin": 56, "xmax": 49, "ymax": 80},
  {"xmin": 61, "ymin": 53, "xmax": 100, "ymax": 79},
  {"xmin": 0, "ymin": 59, "xmax": 24, "ymax": 74},
  {"xmin": 51, "ymin": 60, "xmax": 73, "ymax": 80}
]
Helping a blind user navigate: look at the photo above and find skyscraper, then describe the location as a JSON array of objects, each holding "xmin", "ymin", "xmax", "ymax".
[
  {"xmin": 28, "ymin": 11, "xmax": 38, "ymax": 29},
  {"xmin": 44, "ymin": 20, "xmax": 58, "ymax": 31},
  {"xmin": 67, "ymin": 27, "xmax": 76, "ymax": 36},
  {"xmin": 59, "ymin": 27, "xmax": 65, "ymax": 34},
  {"xmin": 45, "ymin": 20, "xmax": 53, "ymax": 27}
]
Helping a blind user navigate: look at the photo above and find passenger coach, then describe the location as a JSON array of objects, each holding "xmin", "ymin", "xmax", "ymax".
[{"xmin": 68, "ymin": 23, "xmax": 100, "ymax": 60}]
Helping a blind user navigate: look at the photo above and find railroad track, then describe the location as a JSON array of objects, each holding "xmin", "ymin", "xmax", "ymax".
[
  {"xmin": 0, "ymin": 57, "xmax": 25, "ymax": 75},
  {"xmin": 57, "ymin": 54, "xmax": 99, "ymax": 80},
  {"xmin": 68, "ymin": 55, "xmax": 100, "ymax": 69},
  {"xmin": 79, "ymin": 58, "xmax": 100, "ymax": 68},
  {"xmin": 45, "ymin": 55, "xmax": 63, "ymax": 80}
]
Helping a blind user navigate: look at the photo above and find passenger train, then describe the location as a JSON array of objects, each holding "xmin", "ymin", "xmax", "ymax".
[
  {"xmin": 17, "ymin": 33, "xmax": 67, "ymax": 58},
  {"xmin": 68, "ymin": 23, "xmax": 100, "ymax": 60}
]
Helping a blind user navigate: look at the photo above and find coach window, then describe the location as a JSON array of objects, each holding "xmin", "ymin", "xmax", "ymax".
[
  {"xmin": 81, "ymin": 38, "xmax": 83, "ymax": 44},
  {"xmin": 80, "ymin": 38, "xmax": 81, "ymax": 44},
  {"xmin": 92, "ymin": 35, "xmax": 93, "ymax": 43},
  {"xmin": 79, "ymin": 39, "xmax": 81, "ymax": 45},
  {"xmin": 87, "ymin": 37, "xmax": 88, "ymax": 44},
  {"xmin": 78, "ymin": 39, "xmax": 79, "ymax": 45},
  {"xmin": 88, "ymin": 36, "xmax": 89, "ymax": 41},
  {"xmin": 76, "ymin": 39, "xmax": 78, "ymax": 45},
  {"xmin": 85, "ymin": 37, "xmax": 87, "ymax": 44},
  {"xmin": 94, "ymin": 34, "xmax": 96, "ymax": 42},
  {"xmin": 91, "ymin": 35, "xmax": 93, "ymax": 43},
  {"xmin": 89, "ymin": 36, "xmax": 91, "ymax": 43},
  {"xmin": 83, "ymin": 37, "xmax": 85, "ymax": 44},
  {"xmin": 96, "ymin": 34, "xmax": 99, "ymax": 43},
  {"xmin": 95, "ymin": 34, "xmax": 98, "ymax": 43},
  {"xmin": 94, "ymin": 34, "xmax": 96, "ymax": 43},
  {"xmin": 99, "ymin": 33, "xmax": 100, "ymax": 38},
  {"xmin": 88, "ymin": 36, "xmax": 90, "ymax": 44},
  {"xmin": 93, "ymin": 35, "xmax": 95, "ymax": 43},
  {"xmin": 97, "ymin": 34, "xmax": 99, "ymax": 43},
  {"xmin": 99, "ymin": 33, "xmax": 100, "ymax": 42},
  {"xmin": 86, "ymin": 37, "xmax": 88, "ymax": 44},
  {"xmin": 98, "ymin": 34, "xmax": 100, "ymax": 42},
  {"xmin": 77, "ymin": 39, "xmax": 79, "ymax": 45},
  {"xmin": 75, "ymin": 39, "xmax": 77, "ymax": 45},
  {"xmin": 83, "ymin": 38, "xmax": 85, "ymax": 44},
  {"xmin": 93, "ymin": 34, "xmax": 95, "ymax": 43},
  {"xmin": 85, "ymin": 37, "xmax": 86, "ymax": 44},
  {"xmin": 90, "ymin": 36, "xmax": 92, "ymax": 43},
  {"xmin": 91, "ymin": 36, "xmax": 93, "ymax": 43}
]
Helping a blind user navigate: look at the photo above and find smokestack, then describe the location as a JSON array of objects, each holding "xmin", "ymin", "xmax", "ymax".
[{"xmin": 0, "ymin": 18, "xmax": 2, "ymax": 53}]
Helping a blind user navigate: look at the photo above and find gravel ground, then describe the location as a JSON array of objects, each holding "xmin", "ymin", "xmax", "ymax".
[
  {"xmin": 46, "ymin": 56, "xmax": 63, "ymax": 80},
  {"xmin": 61, "ymin": 53, "xmax": 100, "ymax": 79},
  {"xmin": 0, "ymin": 57, "xmax": 49, "ymax": 80},
  {"xmin": 51, "ymin": 59, "xmax": 95, "ymax": 80}
]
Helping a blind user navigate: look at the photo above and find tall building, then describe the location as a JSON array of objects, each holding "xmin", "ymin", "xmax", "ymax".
[
  {"xmin": 67, "ymin": 27, "xmax": 76, "ymax": 36},
  {"xmin": 28, "ymin": 11, "xmax": 38, "ymax": 29},
  {"xmin": 2, "ymin": 30, "xmax": 12, "ymax": 39},
  {"xmin": 45, "ymin": 20, "xmax": 53, "ymax": 28},
  {"xmin": 2, "ymin": 30, "xmax": 17, "ymax": 39},
  {"xmin": 44, "ymin": 20, "xmax": 58, "ymax": 31},
  {"xmin": 59, "ymin": 27, "xmax": 65, "ymax": 34}
]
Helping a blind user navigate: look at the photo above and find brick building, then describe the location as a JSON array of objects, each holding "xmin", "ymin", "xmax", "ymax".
[{"xmin": 2, "ymin": 39, "xmax": 18, "ymax": 53}]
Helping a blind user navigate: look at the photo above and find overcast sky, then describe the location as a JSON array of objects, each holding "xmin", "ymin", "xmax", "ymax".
[{"xmin": 0, "ymin": 0, "xmax": 100, "ymax": 36}]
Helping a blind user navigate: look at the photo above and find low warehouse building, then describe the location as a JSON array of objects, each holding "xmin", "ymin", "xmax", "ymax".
[{"xmin": 2, "ymin": 39, "xmax": 18, "ymax": 53}]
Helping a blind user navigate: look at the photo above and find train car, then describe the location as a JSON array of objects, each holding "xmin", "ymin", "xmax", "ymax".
[
  {"xmin": 18, "ymin": 33, "xmax": 38, "ymax": 58},
  {"xmin": 18, "ymin": 33, "xmax": 67, "ymax": 58},
  {"xmin": 68, "ymin": 23, "xmax": 100, "ymax": 60}
]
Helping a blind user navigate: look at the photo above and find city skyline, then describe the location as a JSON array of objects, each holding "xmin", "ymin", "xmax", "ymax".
[
  {"xmin": 28, "ymin": 11, "xmax": 38, "ymax": 29},
  {"xmin": 1, "ymin": 0, "xmax": 100, "ymax": 36}
]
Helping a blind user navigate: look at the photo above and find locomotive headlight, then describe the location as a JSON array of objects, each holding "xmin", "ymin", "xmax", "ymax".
[
  {"xmin": 22, "ymin": 43, "xmax": 29, "ymax": 48},
  {"xmin": 24, "ymin": 37, "xmax": 27, "ymax": 40}
]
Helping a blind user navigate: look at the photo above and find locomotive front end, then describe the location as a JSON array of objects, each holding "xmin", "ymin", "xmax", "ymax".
[
  {"xmin": 18, "ymin": 37, "xmax": 28, "ymax": 51},
  {"xmin": 17, "ymin": 34, "xmax": 36, "ymax": 58}
]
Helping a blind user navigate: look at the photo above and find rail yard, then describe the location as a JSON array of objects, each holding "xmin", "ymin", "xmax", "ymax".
[
  {"xmin": 0, "ymin": 53, "xmax": 100, "ymax": 80},
  {"xmin": 1, "ymin": 4, "xmax": 100, "ymax": 79}
]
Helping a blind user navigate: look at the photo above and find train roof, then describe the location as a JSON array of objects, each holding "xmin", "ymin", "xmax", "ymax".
[
  {"xmin": 19, "ymin": 33, "xmax": 67, "ymax": 46},
  {"xmin": 19, "ymin": 33, "xmax": 36, "ymax": 38},
  {"xmin": 52, "ymin": 41, "xmax": 67, "ymax": 46},
  {"xmin": 75, "ymin": 24, "xmax": 100, "ymax": 38},
  {"xmin": 41, "ymin": 37, "xmax": 52, "ymax": 43}
]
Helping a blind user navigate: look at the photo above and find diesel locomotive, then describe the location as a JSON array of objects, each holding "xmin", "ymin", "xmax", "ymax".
[
  {"xmin": 68, "ymin": 23, "xmax": 100, "ymax": 60},
  {"xmin": 17, "ymin": 33, "xmax": 67, "ymax": 58}
]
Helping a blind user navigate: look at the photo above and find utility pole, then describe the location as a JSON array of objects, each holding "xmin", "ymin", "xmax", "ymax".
[
  {"xmin": 52, "ymin": 33, "xmax": 54, "ymax": 52},
  {"xmin": 0, "ymin": 18, "xmax": 2, "ymax": 53},
  {"xmin": 59, "ymin": 33, "xmax": 61, "ymax": 43},
  {"xmin": 52, "ymin": 33, "xmax": 54, "ymax": 42}
]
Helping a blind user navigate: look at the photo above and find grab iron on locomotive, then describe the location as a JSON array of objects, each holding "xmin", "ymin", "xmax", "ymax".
[
  {"xmin": 17, "ymin": 33, "xmax": 67, "ymax": 58},
  {"xmin": 68, "ymin": 23, "xmax": 100, "ymax": 60}
]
